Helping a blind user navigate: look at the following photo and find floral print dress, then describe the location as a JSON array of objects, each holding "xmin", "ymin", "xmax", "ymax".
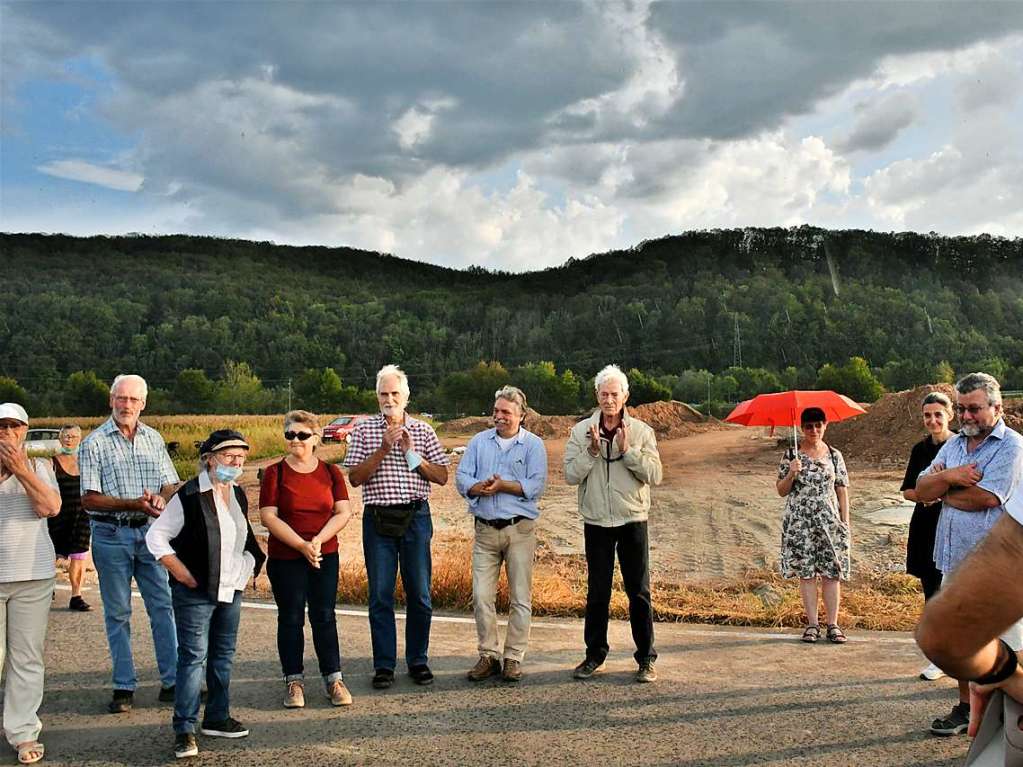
[{"xmin": 778, "ymin": 447, "xmax": 850, "ymax": 580}]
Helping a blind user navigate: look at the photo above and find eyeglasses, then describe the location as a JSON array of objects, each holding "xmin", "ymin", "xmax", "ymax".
[
  {"xmin": 0, "ymin": 422, "xmax": 26, "ymax": 431},
  {"xmin": 954, "ymin": 405, "xmax": 991, "ymax": 416},
  {"xmin": 284, "ymin": 430, "xmax": 315, "ymax": 441}
]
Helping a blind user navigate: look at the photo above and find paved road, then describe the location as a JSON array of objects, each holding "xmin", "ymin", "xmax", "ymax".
[{"xmin": 18, "ymin": 588, "xmax": 968, "ymax": 766}]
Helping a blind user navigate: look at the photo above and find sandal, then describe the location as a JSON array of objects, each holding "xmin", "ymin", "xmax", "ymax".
[
  {"xmin": 801, "ymin": 625, "xmax": 820, "ymax": 643},
  {"xmin": 17, "ymin": 741, "xmax": 45, "ymax": 764},
  {"xmin": 826, "ymin": 624, "xmax": 847, "ymax": 644}
]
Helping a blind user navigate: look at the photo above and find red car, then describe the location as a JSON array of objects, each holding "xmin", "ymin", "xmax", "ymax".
[{"xmin": 322, "ymin": 414, "xmax": 371, "ymax": 444}]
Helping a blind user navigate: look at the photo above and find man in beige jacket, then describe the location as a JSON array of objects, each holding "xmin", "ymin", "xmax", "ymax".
[{"xmin": 565, "ymin": 365, "xmax": 663, "ymax": 683}]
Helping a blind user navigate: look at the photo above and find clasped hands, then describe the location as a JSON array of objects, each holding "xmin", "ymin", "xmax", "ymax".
[
  {"xmin": 587, "ymin": 423, "xmax": 629, "ymax": 456},
  {"xmin": 137, "ymin": 489, "xmax": 167, "ymax": 518},
  {"xmin": 470, "ymin": 474, "xmax": 508, "ymax": 497}
]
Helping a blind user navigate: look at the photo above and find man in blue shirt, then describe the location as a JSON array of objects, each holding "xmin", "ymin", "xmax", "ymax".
[
  {"xmin": 916, "ymin": 372, "xmax": 1023, "ymax": 736},
  {"xmin": 456, "ymin": 386, "xmax": 547, "ymax": 683}
]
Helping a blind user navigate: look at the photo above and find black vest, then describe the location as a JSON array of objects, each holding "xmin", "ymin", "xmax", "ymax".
[{"xmin": 168, "ymin": 477, "xmax": 266, "ymax": 604}]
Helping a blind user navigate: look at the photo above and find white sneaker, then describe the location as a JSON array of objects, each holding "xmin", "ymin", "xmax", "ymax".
[{"xmin": 920, "ymin": 662, "xmax": 946, "ymax": 681}]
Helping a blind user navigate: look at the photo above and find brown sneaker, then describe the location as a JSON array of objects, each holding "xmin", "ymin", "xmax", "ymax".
[
  {"xmin": 327, "ymin": 680, "xmax": 352, "ymax": 707},
  {"xmin": 466, "ymin": 655, "xmax": 502, "ymax": 682},
  {"xmin": 284, "ymin": 680, "xmax": 305, "ymax": 709},
  {"xmin": 502, "ymin": 659, "xmax": 523, "ymax": 682}
]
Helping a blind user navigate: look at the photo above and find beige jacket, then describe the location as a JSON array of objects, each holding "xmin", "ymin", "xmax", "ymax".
[{"xmin": 564, "ymin": 410, "xmax": 663, "ymax": 527}]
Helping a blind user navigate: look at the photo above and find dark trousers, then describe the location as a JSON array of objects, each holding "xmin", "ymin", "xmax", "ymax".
[
  {"xmin": 266, "ymin": 553, "xmax": 342, "ymax": 683},
  {"xmin": 919, "ymin": 567, "xmax": 942, "ymax": 601},
  {"xmin": 583, "ymin": 521, "xmax": 656, "ymax": 665}
]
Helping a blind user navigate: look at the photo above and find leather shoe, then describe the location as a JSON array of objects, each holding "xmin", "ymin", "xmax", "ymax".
[
  {"xmin": 408, "ymin": 664, "xmax": 434, "ymax": 685},
  {"xmin": 108, "ymin": 689, "xmax": 133, "ymax": 714},
  {"xmin": 467, "ymin": 655, "xmax": 501, "ymax": 682},
  {"xmin": 502, "ymin": 659, "xmax": 523, "ymax": 682}
]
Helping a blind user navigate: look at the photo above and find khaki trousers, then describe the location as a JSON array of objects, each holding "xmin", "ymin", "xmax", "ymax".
[
  {"xmin": 472, "ymin": 518, "xmax": 537, "ymax": 663},
  {"xmin": 0, "ymin": 577, "xmax": 54, "ymax": 747}
]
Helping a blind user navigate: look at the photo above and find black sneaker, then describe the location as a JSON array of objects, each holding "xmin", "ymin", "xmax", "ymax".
[
  {"xmin": 372, "ymin": 668, "xmax": 395, "ymax": 689},
  {"xmin": 572, "ymin": 658, "xmax": 606, "ymax": 679},
  {"xmin": 108, "ymin": 689, "xmax": 133, "ymax": 713},
  {"xmin": 68, "ymin": 595, "xmax": 92, "ymax": 611},
  {"xmin": 158, "ymin": 684, "xmax": 176, "ymax": 703},
  {"xmin": 200, "ymin": 717, "xmax": 249, "ymax": 738},
  {"xmin": 174, "ymin": 733, "xmax": 198, "ymax": 759},
  {"xmin": 930, "ymin": 702, "xmax": 970, "ymax": 736},
  {"xmin": 409, "ymin": 664, "xmax": 434, "ymax": 685}
]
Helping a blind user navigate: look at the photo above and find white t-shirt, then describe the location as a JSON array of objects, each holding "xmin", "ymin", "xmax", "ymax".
[
  {"xmin": 496, "ymin": 434, "xmax": 517, "ymax": 452},
  {"xmin": 0, "ymin": 458, "xmax": 58, "ymax": 582}
]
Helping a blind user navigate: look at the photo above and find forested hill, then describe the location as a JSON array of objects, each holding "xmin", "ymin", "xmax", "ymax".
[{"xmin": 2, "ymin": 227, "xmax": 1022, "ymax": 412}]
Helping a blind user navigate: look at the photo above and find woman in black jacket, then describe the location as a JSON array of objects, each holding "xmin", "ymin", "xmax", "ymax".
[
  {"xmin": 146, "ymin": 429, "xmax": 266, "ymax": 760},
  {"xmin": 900, "ymin": 391, "xmax": 954, "ymax": 681}
]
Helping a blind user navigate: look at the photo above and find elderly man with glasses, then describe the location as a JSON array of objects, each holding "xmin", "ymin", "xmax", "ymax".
[
  {"xmin": 915, "ymin": 372, "xmax": 1023, "ymax": 737},
  {"xmin": 345, "ymin": 364, "xmax": 449, "ymax": 690},
  {"xmin": 79, "ymin": 374, "xmax": 181, "ymax": 714},
  {"xmin": 457, "ymin": 386, "xmax": 547, "ymax": 683}
]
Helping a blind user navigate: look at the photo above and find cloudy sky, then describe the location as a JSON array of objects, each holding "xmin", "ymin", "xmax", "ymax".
[{"xmin": 3, "ymin": 1, "xmax": 1022, "ymax": 270}]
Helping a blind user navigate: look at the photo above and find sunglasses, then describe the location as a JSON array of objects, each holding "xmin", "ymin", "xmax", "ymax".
[
  {"xmin": 284, "ymin": 430, "xmax": 315, "ymax": 441},
  {"xmin": 954, "ymin": 405, "xmax": 991, "ymax": 416}
]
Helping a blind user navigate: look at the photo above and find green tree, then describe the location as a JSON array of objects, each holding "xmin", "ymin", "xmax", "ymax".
[
  {"xmin": 173, "ymin": 369, "xmax": 218, "ymax": 412},
  {"xmin": 511, "ymin": 361, "xmax": 581, "ymax": 414},
  {"xmin": 63, "ymin": 371, "xmax": 110, "ymax": 415},
  {"xmin": 435, "ymin": 361, "xmax": 510, "ymax": 415},
  {"xmin": 294, "ymin": 368, "xmax": 344, "ymax": 412},
  {"xmin": 0, "ymin": 376, "xmax": 29, "ymax": 406},
  {"xmin": 816, "ymin": 357, "xmax": 885, "ymax": 402},
  {"xmin": 215, "ymin": 361, "xmax": 273, "ymax": 413},
  {"xmin": 934, "ymin": 361, "xmax": 956, "ymax": 384},
  {"xmin": 625, "ymin": 368, "xmax": 671, "ymax": 406}
]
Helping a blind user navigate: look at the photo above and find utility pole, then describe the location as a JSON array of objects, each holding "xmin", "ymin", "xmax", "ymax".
[
  {"xmin": 287, "ymin": 378, "xmax": 292, "ymax": 411},
  {"xmin": 732, "ymin": 313, "xmax": 743, "ymax": 367}
]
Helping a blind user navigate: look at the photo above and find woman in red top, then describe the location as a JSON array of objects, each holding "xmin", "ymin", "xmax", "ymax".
[{"xmin": 259, "ymin": 410, "xmax": 352, "ymax": 709}]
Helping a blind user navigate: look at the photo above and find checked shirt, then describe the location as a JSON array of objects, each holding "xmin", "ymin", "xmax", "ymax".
[{"xmin": 344, "ymin": 413, "xmax": 448, "ymax": 506}]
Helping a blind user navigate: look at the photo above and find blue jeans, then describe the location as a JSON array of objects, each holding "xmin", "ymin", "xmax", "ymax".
[
  {"xmin": 362, "ymin": 504, "xmax": 433, "ymax": 671},
  {"xmin": 171, "ymin": 582, "xmax": 241, "ymax": 734},
  {"xmin": 266, "ymin": 553, "xmax": 342, "ymax": 684},
  {"xmin": 90, "ymin": 520, "xmax": 177, "ymax": 689}
]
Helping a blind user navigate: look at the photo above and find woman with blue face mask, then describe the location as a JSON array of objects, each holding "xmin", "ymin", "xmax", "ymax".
[
  {"xmin": 48, "ymin": 424, "xmax": 93, "ymax": 611},
  {"xmin": 145, "ymin": 429, "xmax": 266, "ymax": 760}
]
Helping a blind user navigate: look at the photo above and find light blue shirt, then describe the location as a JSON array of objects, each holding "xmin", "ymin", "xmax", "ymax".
[
  {"xmin": 455, "ymin": 427, "xmax": 547, "ymax": 520},
  {"xmin": 920, "ymin": 418, "xmax": 1023, "ymax": 573},
  {"xmin": 80, "ymin": 417, "xmax": 180, "ymax": 520}
]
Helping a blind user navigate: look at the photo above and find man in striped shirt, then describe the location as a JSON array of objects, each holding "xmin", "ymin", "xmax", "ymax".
[
  {"xmin": 345, "ymin": 364, "xmax": 449, "ymax": 690},
  {"xmin": 79, "ymin": 374, "xmax": 180, "ymax": 714}
]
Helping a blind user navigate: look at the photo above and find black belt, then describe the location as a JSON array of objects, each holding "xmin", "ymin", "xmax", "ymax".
[
  {"xmin": 90, "ymin": 515, "xmax": 150, "ymax": 528},
  {"xmin": 477, "ymin": 515, "xmax": 529, "ymax": 530}
]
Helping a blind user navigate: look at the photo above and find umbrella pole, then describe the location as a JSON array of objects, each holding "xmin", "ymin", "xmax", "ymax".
[{"xmin": 792, "ymin": 423, "xmax": 799, "ymax": 455}]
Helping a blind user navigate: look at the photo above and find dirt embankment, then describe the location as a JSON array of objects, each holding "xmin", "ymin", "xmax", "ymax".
[{"xmin": 827, "ymin": 383, "xmax": 1023, "ymax": 467}]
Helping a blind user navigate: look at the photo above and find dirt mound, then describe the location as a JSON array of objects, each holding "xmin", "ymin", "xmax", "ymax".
[
  {"xmin": 630, "ymin": 400, "xmax": 719, "ymax": 439},
  {"xmin": 437, "ymin": 416, "xmax": 492, "ymax": 436},
  {"xmin": 826, "ymin": 383, "xmax": 956, "ymax": 466},
  {"xmin": 1005, "ymin": 400, "xmax": 1023, "ymax": 432},
  {"xmin": 522, "ymin": 409, "xmax": 582, "ymax": 439}
]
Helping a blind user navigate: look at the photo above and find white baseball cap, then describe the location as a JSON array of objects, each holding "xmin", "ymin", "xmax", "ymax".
[{"xmin": 0, "ymin": 403, "xmax": 29, "ymax": 424}]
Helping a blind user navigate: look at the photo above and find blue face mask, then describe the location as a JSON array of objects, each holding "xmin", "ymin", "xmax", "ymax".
[
  {"xmin": 59, "ymin": 446, "xmax": 79, "ymax": 455},
  {"xmin": 214, "ymin": 464, "xmax": 243, "ymax": 483}
]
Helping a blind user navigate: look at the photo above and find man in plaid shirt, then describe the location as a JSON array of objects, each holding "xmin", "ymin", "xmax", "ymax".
[
  {"xmin": 345, "ymin": 364, "xmax": 448, "ymax": 689},
  {"xmin": 79, "ymin": 374, "xmax": 180, "ymax": 713}
]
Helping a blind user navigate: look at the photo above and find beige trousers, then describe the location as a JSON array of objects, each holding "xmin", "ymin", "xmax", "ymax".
[
  {"xmin": 0, "ymin": 577, "xmax": 54, "ymax": 747},
  {"xmin": 472, "ymin": 518, "xmax": 537, "ymax": 663}
]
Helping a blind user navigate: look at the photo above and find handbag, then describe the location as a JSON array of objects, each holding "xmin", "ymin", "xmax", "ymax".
[
  {"xmin": 965, "ymin": 690, "xmax": 1023, "ymax": 767},
  {"xmin": 365, "ymin": 503, "xmax": 418, "ymax": 538}
]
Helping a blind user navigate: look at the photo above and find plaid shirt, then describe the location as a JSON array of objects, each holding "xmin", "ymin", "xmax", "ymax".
[
  {"xmin": 79, "ymin": 417, "xmax": 180, "ymax": 521},
  {"xmin": 344, "ymin": 413, "xmax": 448, "ymax": 506}
]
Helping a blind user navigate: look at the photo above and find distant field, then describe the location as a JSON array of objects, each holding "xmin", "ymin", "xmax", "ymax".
[{"xmin": 30, "ymin": 414, "xmax": 345, "ymax": 479}]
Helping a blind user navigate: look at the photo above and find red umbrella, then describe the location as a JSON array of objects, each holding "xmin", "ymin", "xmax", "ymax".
[{"xmin": 724, "ymin": 390, "xmax": 866, "ymax": 450}]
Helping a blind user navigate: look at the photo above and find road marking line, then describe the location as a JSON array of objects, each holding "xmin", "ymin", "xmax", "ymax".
[{"xmin": 55, "ymin": 584, "xmax": 917, "ymax": 644}]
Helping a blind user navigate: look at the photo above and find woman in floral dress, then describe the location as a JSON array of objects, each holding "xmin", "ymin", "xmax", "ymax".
[{"xmin": 777, "ymin": 407, "xmax": 851, "ymax": 644}]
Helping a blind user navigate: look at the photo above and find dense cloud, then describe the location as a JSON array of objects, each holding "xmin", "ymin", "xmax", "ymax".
[{"xmin": 2, "ymin": 1, "xmax": 1022, "ymax": 268}]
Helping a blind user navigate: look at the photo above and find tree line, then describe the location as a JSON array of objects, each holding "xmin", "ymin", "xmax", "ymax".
[{"xmin": 1, "ymin": 227, "xmax": 1020, "ymax": 417}]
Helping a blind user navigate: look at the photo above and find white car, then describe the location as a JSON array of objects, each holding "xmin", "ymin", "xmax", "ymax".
[{"xmin": 25, "ymin": 428, "xmax": 61, "ymax": 452}]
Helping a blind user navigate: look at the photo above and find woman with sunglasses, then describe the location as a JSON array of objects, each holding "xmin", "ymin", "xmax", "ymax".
[
  {"xmin": 776, "ymin": 407, "xmax": 851, "ymax": 644},
  {"xmin": 900, "ymin": 391, "xmax": 954, "ymax": 681},
  {"xmin": 259, "ymin": 410, "xmax": 353, "ymax": 709}
]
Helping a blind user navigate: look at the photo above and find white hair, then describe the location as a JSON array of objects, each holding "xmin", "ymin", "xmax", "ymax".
[
  {"xmin": 376, "ymin": 364, "xmax": 410, "ymax": 398},
  {"xmin": 594, "ymin": 364, "xmax": 629, "ymax": 394},
  {"xmin": 111, "ymin": 374, "xmax": 149, "ymax": 400},
  {"xmin": 494, "ymin": 385, "xmax": 528, "ymax": 415}
]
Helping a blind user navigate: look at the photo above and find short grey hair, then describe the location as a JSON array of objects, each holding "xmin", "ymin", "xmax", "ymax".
[
  {"xmin": 594, "ymin": 364, "xmax": 629, "ymax": 394},
  {"xmin": 494, "ymin": 385, "xmax": 528, "ymax": 415},
  {"xmin": 956, "ymin": 372, "xmax": 1002, "ymax": 406},
  {"xmin": 111, "ymin": 374, "xmax": 148, "ymax": 400},
  {"xmin": 376, "ymin": 364, "xmax": 410, "ymax": 398}
]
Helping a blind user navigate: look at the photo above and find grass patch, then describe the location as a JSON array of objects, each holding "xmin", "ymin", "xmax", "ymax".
[{"xmin": 324, "ymin": 535, "xmax": 924, "ymax": 633}]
